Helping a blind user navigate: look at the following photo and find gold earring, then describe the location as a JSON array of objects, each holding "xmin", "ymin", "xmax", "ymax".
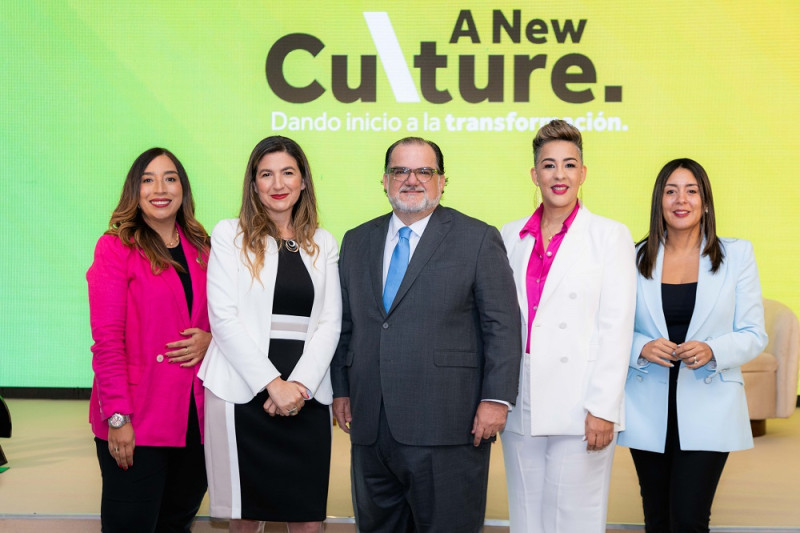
[{"xmin": 534, "ymin": 186, "xmax": 542, "ymax": 207}]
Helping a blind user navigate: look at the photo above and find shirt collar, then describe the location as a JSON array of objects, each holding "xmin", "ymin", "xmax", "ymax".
[
  {"xmin": 389, "ymin": 212, "xmax": 432, "ymax": 239},
  {"xmin": 519, "ymin": 201, "xmax": 581, "ymax": 239}
]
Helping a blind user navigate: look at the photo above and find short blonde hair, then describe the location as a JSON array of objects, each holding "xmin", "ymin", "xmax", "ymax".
[{"xmin": 533, "ymin": 120, "xmax": 583, "ymax": 165}]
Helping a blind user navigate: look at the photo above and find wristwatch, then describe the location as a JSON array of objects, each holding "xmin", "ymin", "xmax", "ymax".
[{"xmin": 108, "ymin": 413, "xmax": 130, "ymax": 429}]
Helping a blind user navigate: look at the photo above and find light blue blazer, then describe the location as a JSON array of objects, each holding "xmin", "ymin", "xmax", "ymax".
[{"xmin": 617, "ymin": 238, "xmax": 767, "ymax": 453}]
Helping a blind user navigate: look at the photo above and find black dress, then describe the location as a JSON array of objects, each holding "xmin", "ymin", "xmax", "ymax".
[{"xmin": 232, "ymin": 247, "xmax": 331, "ymax": 522}]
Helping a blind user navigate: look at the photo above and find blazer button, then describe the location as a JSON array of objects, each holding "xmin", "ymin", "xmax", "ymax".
[
  {"xmin": 559, "ymin": 323, "xmax": 567, "ymax": 329},
  {"xmin": 156, "ymin": 354, "xmax": 164, "ymax": 362},
  {"xmin": 569, "ymin": 292, "xmax": 577, "ymax": 299},
  {"xmin": 560, "ymin": 356, "xmax": 569, "ymax": 363},
  {"xmin": 704, "ymin": 376, "xmax": 713, "ymax": 384},
  {"xmin": 382, "ymin": 323, "xmax": 389, "ymax": 329}
]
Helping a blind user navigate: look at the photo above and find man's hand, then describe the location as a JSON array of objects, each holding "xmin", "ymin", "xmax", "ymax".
[
  {"xmin": 471, "ymin": 401, "xmax": 508, "ymax": 446},
  {"xmin": 332, "ymin": 397, "xmax": 352, "ymax": 434}
]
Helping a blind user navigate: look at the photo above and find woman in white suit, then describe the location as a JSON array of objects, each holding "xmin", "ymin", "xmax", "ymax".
[
  {"xmin": 617, "ymin": 158, "xmax": 767, "ymax": 532},
  {"xmin": 500, "ymin": 120, "xmax": 637, "ymax": 533},
  {"xmin": 199, "ymin": 136, "xmax": 341, "ymax": 533}
]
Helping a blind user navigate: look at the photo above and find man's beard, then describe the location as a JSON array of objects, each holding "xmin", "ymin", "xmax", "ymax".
[{"xmin": 387, "ymin": 185, "xmax": 442, "ymax": 214}]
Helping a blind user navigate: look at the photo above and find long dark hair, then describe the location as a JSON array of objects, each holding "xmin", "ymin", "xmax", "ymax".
[
  {"xmin": 106, "ymin": 148, "xmax": 209, "ymax": 274},
  {"xmin": 239, "ymin": 136, "xmax": 320, "ymax": 279},
  {"xmin": 636, "ymin": 158, "xmax": 723, "ymax": 278}
]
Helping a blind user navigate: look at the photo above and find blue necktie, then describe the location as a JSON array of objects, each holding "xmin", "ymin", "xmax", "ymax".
[{"xmin": 383, "ymin": 226, "xmax": 412, "ymax": 312}]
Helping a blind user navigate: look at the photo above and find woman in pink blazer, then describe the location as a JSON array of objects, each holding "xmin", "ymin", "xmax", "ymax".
[{"xmin": 87, "ymin": 148, "xmax": 211, "ymax": 533}]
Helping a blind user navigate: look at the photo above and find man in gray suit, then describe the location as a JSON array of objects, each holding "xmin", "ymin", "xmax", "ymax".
[{"xmin": 331, "ymin": 137, "xmax": 521, "ymax": 532}]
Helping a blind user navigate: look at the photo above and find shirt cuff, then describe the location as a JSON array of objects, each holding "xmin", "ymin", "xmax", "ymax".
[{"xmin": 482, "ymin": 399, "xmax": 512, "ymax": 411}]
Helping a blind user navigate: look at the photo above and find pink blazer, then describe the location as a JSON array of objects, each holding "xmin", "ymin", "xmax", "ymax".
[{"xmin": 87, "ymin": 228, "xmax": 210, "ymax": 447}]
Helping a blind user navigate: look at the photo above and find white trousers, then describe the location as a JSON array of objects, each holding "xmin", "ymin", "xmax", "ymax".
[{"xmin": 501, "ymin": 432, "xmax": 616, "ymax": 533}]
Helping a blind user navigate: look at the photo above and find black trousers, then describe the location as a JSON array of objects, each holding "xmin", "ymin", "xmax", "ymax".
[
  {"xmin": 95, "ymin": 400, "xmax": 206, "ymax": 533},
  {"xmin": 630, "ymin": 446, "xmax": 728, "ymax": 533},
  {"xmin": 630, "ymin": 366, "xmax": 728, "ymax": 533},
  {"xmin": 351, "ymin": 404, "xmax": 492, "ymax": 533},
  {"xmin": 95, "ymin": 438, "xmax": 206, "ymax": 533}
]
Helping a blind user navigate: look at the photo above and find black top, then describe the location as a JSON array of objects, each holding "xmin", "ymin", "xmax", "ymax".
[
  {"xmin": 661, "ymin": 282, "xmax": 697, "ymax": 345},
  {"xmin": 168, "ymin": 242, "xmax": 192, "ymax": 315},
  {"xmin": 272, "ymin": 247, "xmax": 314, "ymax": 317},
  {"xmin": 662, "ymin": 282, "xmax": 698, "ymax": 447}
]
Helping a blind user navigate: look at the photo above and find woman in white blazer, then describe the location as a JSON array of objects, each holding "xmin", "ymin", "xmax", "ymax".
[
  {"xmin": 617, "ymin": 158, "xmax": 767, "ymax": 533},
  {"xmin": 198, "ymin": 137, "xmax": 341, "ymax": 533},
  {"xmin": 500, "ymin": 120, "xmax": 637, "ymax": 533}
]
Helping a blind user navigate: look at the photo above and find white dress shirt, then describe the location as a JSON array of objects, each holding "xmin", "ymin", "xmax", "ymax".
[{"xmin": 381, "ymin": 213, "xmax": 432, "ymax": 289}]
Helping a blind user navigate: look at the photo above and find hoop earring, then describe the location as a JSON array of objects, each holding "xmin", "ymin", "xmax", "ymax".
[
  {"xmin": 534, "ymin": 186, "xmax": 541, "ymax": 207},
  {"xmin": 578, "ymin": 187, "xmax": 584, "ymax": 205}
]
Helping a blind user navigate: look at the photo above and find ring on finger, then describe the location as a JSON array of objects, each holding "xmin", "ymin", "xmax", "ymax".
[{"xmin": 185, "ymin": 347, "xmax": 189, "ymax": 355}]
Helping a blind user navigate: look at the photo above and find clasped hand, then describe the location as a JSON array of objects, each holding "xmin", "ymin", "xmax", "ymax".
[
  {"xmin": 641, "ymin": 338, "xmax": 713, "ymax": 368},
  {"xmin": 263, "ymin": 378, "xmax": 309, "ymax": 417}
]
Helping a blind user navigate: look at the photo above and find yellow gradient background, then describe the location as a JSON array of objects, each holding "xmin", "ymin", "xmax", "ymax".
[{"xmin": 0, "ymin": 1, "xmax": 797, "ymax": 388}]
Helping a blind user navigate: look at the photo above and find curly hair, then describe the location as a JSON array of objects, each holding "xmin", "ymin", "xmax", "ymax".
[
  {"xmin": 106, "ymin": 148, "xmax": 209, "ymax": 274},
  {"xmin": 238, "ymin": 136, "xmax": 320, "ymax": 280}
]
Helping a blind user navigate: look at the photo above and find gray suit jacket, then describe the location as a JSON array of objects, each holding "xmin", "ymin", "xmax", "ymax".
[{"xmin": 331, "ymin": 206, "xmax": 521, "ymax": 446}]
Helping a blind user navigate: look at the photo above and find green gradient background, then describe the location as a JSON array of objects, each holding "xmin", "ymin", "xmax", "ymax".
[{"xmin": 1, "ymin": 1, "xmax": 798, "ymax": 388}]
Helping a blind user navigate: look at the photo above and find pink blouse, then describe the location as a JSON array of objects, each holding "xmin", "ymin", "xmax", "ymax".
[{"xmin": 519, "ymin": 202, "xmax": 580, "ymax": 353}]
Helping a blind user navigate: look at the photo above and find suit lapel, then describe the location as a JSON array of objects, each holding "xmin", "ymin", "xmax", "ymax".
[
  {"xmin": 510, "ymin": 233, "xmax": 535, "ymax": 329},
  {"xmin": 687, "ymin": 244, "xmax": 725, "ymax": 339},
  {"xmin": 299, "ymin": 235, "xmax": 323, "ymax": 327},
  {"xmin": 369, "ymin": 215, "xmax": 392, "ymax": 316},
  {"xmin": 642, "ymin": 244, "xmax": 669, "ymax": 339},
  {"xmin": 387, "ymin": 206, "xmax": 453, "ymax": 314},
  {"xmin": 538, "ymin": 207, "xmax": 588, "ymax": 309}
]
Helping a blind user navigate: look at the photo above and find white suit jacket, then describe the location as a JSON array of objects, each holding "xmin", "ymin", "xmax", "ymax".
[
  {"xmin": 198, "ymin": 219, "xmax": 342, "ymax": 405},
  {"xmin": 617, "ymin": 238, "xmax": 767, "ymax": 452},
  {"xmin": 501, "ymin": 206, "xmax": 636, "ymax": 436}
]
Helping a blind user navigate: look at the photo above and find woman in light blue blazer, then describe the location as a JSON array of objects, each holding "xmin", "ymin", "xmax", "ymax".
[{"xmin": 618, "ymin": 158, "xmax": 767, "ymax": 533}]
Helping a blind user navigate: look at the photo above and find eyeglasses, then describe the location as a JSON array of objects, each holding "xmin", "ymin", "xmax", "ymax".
[{"xmin": 386, "ymin": 167, "xmax": 440, "ymax": 183}]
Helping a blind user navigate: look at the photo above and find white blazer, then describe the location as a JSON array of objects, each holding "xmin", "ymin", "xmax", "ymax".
[
  {"xmin": 198, "ymin": 218, "xmax": 342, "ymax": 405},
  {"xmin": 617, "ymin": 238, "xmax": 767, "ymax": 452},
  {"xmin": 501, "ymin": 206, "xmax": 636, "ymax": 436}
]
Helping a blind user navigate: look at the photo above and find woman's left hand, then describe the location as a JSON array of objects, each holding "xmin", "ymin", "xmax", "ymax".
[
  {"xmin": 674, "ymin": 341, "xmax": 714, "ymax": 369},
  {"xmin": 584, "ymin": 412, "xmax": 614, "ymax": 451},
  {"xmin": 165, "ymin": 328, "xmax": 212, "ymax": 367}
]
